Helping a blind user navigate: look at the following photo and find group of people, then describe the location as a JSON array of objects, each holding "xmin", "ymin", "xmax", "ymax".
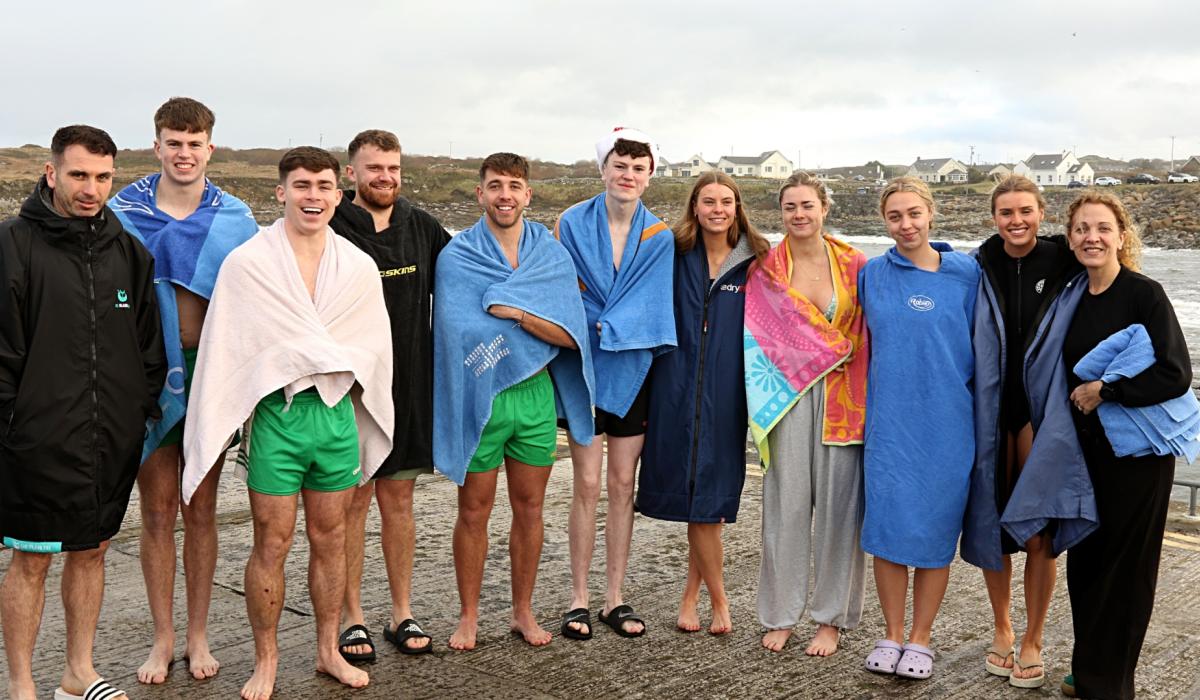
[{"xmin": 0, "ymin": 99, "xmax": 1195, "ymax": 700}]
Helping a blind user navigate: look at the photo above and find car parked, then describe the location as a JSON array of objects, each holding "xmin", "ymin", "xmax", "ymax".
[
  {"xmin": 1067, "ymin": 180, "xmax": 1087, "ymax": 189},
  {"xmin": 1129, "ymin": 173, "xmax": 1160, "ymax": 184},
  {"xmin": 1095, "ymin": 176, "xmax": 1121, "ymax": 186},
  {"xmin": 1167, "ymin": 172, "xmax": 1199, "ymax": 183}
]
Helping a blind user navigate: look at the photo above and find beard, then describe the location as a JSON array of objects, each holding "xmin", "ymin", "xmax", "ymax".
[{"xmin": 357, "ymin": 181, "xmax": 398, "ymax": 209}]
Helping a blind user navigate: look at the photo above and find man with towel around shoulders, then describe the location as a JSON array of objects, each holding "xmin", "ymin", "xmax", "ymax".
[
  {"xmin": 1, "ymin": 125, "xmax": 165, "ymax": 700},
  {"xmin": 433, "ymin": 153, "xmax": 595, "ymax": 650},
  {"xmin": 180, "ymin": 147, "xmax": 393, "ymax": 699},
  {"xmin": 556, "ymin": 127, "xmax": 676, "ymax": 640},
  {"xmin": 330, "ymin": 129, "xmax": 450, "ymax": 661},
  {"xmin": 108, "ymin": 96, "xmax": 258, "ymax": 685}
]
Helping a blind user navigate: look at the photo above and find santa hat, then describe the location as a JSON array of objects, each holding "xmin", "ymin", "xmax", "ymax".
[{"xmin": 594, "ymin": 127, "xmax": 660, "ymax": 177}]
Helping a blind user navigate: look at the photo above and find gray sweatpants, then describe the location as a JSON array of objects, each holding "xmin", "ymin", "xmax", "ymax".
[{"xmin": 757, "ymin": 381, "xmax": 867, "ymax": 630}]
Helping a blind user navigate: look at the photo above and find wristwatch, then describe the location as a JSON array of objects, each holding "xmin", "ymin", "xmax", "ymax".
[{"xmin": 1098, "ymin": 382, "xmax": 1116, "ymax": 402}]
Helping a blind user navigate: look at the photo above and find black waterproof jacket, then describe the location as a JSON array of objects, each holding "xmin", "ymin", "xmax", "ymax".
[
  {"xmin": 330, "ymin": 193, "xmax": 449, "ymax": 475},
  {"xmin": 0, "ymin": 178, "xmax": 165, "ymax": 551}
]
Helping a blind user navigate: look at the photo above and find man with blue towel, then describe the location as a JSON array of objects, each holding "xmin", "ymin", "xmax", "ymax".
[
  {"xmin": 108, "ymin": 98, "xmax": 258, "ymax": 685},
  {"xmin": 434, "ymin": 153, "xmax": 594, "ymax": 650},
  {"xmin": 556, "ymin": 128, "xmax": 676, "ymax": 639}
]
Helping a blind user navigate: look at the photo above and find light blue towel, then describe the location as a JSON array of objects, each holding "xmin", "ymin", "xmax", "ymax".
[
  {"xmin": 433, "ymin": 218, "xmax": 595, "ymax": 485},
  {"xmin": 1073, "ymin": 323, "xmax": 1200, "ymax": 463},
  {"xmin": 109, "ymin": 174, "xmax": 258, "ymax": 460},
  {"xmin": 556, "ymin": 194, "xmax": 676, "ymax": 416}
]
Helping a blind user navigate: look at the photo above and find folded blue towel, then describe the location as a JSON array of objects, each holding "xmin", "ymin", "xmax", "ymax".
[
  {"xmin": 1074, "ymin": 323, "xmax": 1200, "ymax": 463},
  {"xmin": 110, "ymin": 174, "xmax": 258, "ymax": 460},
  {"xmin": 556, "ymin": 194, "xmax": 676, "ymax": 416},
  {"xmin": 433, "ymin": 218, "xmax": 595, "ymax": 485}
]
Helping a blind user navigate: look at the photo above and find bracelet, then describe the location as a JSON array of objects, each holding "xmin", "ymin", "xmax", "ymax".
[{"xmin": 516, "ymin": 309, "xmax": 527, "ymax": 327}]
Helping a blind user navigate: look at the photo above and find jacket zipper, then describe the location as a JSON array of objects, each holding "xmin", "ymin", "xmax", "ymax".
[
  {"xmin": 687, "ymin": 274, "xmax": 715, "ymax": 512},
  {"xmin": 86, "ymin": 223, "xmax": 100, "ymax": 533}
]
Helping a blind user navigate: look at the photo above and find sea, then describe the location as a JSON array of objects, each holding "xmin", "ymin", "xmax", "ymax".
[{"xmin": 782, "ymin": 232, "xmax": 1200, "ymax": 504}]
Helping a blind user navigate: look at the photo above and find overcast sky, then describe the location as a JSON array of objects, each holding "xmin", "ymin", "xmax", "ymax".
[{"xmin": 3, "ymin": 1, "xmax": 1197, "ymax": 168}]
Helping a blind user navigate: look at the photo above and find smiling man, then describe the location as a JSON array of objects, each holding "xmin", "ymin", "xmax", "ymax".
[
  {"xmin": 1, "ymin": 125, "xmax": 165, "ymax": 700},
  {"xmin": 109, "ymin": 96, "xmax": 258, "ymax": 685},
  {"xmin": 329, "ymin": 130, "xmax": 450, "ymax": 661},
  {"xmin": 432, "ymin": 153, "xmax": 594, "ymax": 651},
  {"xmin": 179, "ymin": 147, "xmax": 393, "ymax": 700},
  {"xmin": 554, "ymin": 127, "xmax": 676, "ymax": 640}
]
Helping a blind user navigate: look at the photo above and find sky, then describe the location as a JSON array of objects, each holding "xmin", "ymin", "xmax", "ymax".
[{"xmin": 3, "ymin": 1, "xmax": 1198, "ymax": 169}]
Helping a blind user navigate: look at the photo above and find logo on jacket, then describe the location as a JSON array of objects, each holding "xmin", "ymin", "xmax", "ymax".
[
  {"xmin": 1035, "ymin": 278, "xmax": 1046, "ymax": 294},
  {"xmin": 907, "ymin": 294, "xmax": 935, "ymax": 312},
  {"xmin": 380, "ymin": 265, "xmax": 417, "ymax": 278},
  {"xmin": 114, "ymin": 289, "xmax": 131, "ymax": 309},
  {"xmin": 719, "ymin": 283, "xmax": 743, "ymax": 294}
]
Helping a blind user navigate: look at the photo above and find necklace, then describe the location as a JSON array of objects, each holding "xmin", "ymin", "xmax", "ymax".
[{"xmin": 794, "ymin": 258, "xmax": 825, "ymax": 282}]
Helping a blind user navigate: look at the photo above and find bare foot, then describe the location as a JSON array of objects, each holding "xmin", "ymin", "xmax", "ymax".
[
  {"xmin": 61, "ymin": 669, "xmax": 126, "ymax": 698},
  {"xmin": 762, "ymin": 628, "xmax": 792, "ymax": 651},
  {"xmin": 677, "ymin": 596, "xmax": 701, "ymax": 632},
  {"xmin": 511, "ymin": 612, "xmax": 552, "ymax": 646},
  {"xmin": 1013, "ymin": 644, "xmax": 1044, "ymax": 681},
  {"xmin": 241, "ymin": 662, "xmax": 277, "ymax": 700},
  {"xmin": 708, "ymin": 603, "xmax": 732, "ymax": 635},
  {"xmin": 804, "ymin": 624, "xmax": 840, "ymax": 657},
  {"xmin": 316, "ymin": 653, "xmax": 370, "ymax": 690},
  {"xmin": 988, "ymin": 629, "xmax": 1016, "ymax": 672},
  {"xmin": 137, "ymin": 637, "xmax": 175, "ymax": 684},
  {"xmin": 449, "ymin": 617, "xmax": 478, "ymax": 651},
  {"xmin": 185, "ymin": 639, "xmax": 220, "ymax": 680}
]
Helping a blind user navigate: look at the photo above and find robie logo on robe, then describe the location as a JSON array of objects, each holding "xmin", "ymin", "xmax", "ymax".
[{"xmin": 907, "ymin": 294, "xmax": 935, "ymax": 312}]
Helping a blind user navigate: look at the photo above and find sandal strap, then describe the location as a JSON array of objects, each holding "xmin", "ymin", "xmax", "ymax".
[{"xmin": 84, "ymin": 679, "xmax": 125, "ymax": 700}]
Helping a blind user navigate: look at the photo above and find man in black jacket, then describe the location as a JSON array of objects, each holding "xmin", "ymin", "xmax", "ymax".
[
  {"xmin": 0, "ymin": 126, "xmax": 165, "ymax": 700},
  {"xmin": 331, "ymin": 130, "xmax": 450, "ymax": 660}
]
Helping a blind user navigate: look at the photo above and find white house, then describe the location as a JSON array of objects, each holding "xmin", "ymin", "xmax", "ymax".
[
  {"xmin": 668, "ymin": 154, "xmax": 717, "ymax": 178},
  {"xmin": 1180, "ymin": 156, "xmax": 1200, "ymax": 176},
  {"xmin": 716, "ymin": 151, "xmax": 794, "ymax": 179},
  {"xmin": 908, "ymin": 157, "xmax": 969, "ymax": 184},
  {"xmin": 1013, "ymin": 151, "xmax": 1094, "ymax": 186},
  {"xmin": 986, "ymin": 163, "xmax": 1014, "ymax": 180}
]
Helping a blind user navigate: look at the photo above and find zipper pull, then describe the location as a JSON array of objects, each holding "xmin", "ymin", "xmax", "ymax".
[{"xmin": 702, "ymin": 319, "xmax": 708, "ymax": 335}]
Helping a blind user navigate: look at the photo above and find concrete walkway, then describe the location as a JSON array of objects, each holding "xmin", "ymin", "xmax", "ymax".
[{"xmin": 4, "ymin": 442, "xmax": 1200, "ymax": 699}]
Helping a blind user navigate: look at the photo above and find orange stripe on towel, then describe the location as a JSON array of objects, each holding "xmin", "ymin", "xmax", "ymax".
[
  {"xmin": 578, "ymin": 278, "xmax": 587, "ymax": 292},
  {"xmin": 640, "ymin": 222, "xmax": 669, "ymax": 241}
]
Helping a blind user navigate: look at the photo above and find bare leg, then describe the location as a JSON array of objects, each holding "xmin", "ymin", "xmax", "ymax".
[
  {"xmin": 565, "ymin": 435, "xmax": 603, "ymax": 637},
  {"xmin": 688, "ymin": 523, "xmax": 729, "ymax": 635},
  {"xmin": 909, "ymin": 566, "xmax": 951, "ymax": 647},
  {"xmin": 376, "ymin": 478, "xmax": 426, "ymax": 650},
  {"xmin": 982, "ymin": 556, "xmax": 1015, "ymax": 670},
  {"xmin": 872, "ymin": 557, "xmax": 909, "ymax": 644},
  {"xmin": 306, "ymin": 488, "xmax": 368, "ymax": 690},
  {"xmin": 677, "ymin": 547, "xmax": 702, "ymax": 632},
  {"xmin": 506, "ymin": 458, "xmax": 552, "ymax": 646},
  {"xmin": 339, "ymin": 481, "xmax": 374, "ymax": 657},
  {"xmin": 1016, "ymin": 533, "xmax": 1055, "ymax": 679},
  {"xmin": 136, "ymin": 446, "xmax": 181, "ymax": 684},
  {"xmin": 181, "ymin": 458, "xmax": 223, "ymax": 679},
  {"xmin": 449, "ymin": 469, "xmax": 498, "ymax": 650},
  {"xmin": 601, "ymin": 434, "xmax": 645, "ymax": 635},
  {"xmin": 241, "ymin": 491, "xmax": 297, "ymax": 700},
  {"xmin": 59, "ymin": 544, "xmax": 111, "ymax": 695},
  {"xmin": 1, "ymin": 550, "xmax": 52, "ymax": 700}
]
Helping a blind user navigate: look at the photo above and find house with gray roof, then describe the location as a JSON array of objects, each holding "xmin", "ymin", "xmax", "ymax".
[
  {"xmin": 1013, "ymin": 151, "xmax": 1094, "ymax": 186},
  {"xmin": 907, "ymin": 157, "xmax": 969, "ymax": 184},
  {"xmin": 716, "ymin": 151, "xmax": 794, "ymax": 179},
  {"xmin": 1180, "ymin": 156, "xmax": 1200, "ymax": 175}
]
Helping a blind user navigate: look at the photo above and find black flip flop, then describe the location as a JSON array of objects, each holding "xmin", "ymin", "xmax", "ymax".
[
  {"xmin": 385, "ymin": 618, "xmax": 433, "ymax": 655},
  {"xmin": 337, "ymin": 624, "xmax": 376, "ymax": 663},
  {"xmin": 598, "ymin": 604, "xmax": 646, "ymax": 638},
  {"xmin": 561, "ymin": 607, "xmax": 593, "ymax": 640}
]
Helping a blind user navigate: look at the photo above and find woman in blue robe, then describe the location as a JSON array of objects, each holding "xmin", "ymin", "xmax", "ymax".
[{"xmin": 859, "ymin": 177, "xmax": 979, "ymax": 681}]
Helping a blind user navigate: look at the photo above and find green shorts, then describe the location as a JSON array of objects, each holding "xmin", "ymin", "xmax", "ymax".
[
  {"xmin": 244, "ymin": 389, "xmax": 361, "ymax": 495},
  {"xmin": 158, "ymin": 347, "xmax": 199, "ymax": 448},
  {"xmin": 467, "ymin": 370, "xmax": 557, "ymax": 473}
]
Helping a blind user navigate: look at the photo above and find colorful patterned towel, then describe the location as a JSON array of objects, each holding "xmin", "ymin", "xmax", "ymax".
[{"xmin": 744, "ymin": 235, "xmax": 869, "ymax": 468}]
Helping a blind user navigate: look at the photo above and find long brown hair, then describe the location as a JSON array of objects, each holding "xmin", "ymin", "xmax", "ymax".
[{"xmin": 675, "ymin": 171, "xmax": 770, "ymax": 260}]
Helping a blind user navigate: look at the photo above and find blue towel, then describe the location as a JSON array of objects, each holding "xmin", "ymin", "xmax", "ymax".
[
  {"xmin": 1073, "ymin": 324, "xmax": 1200, "ymax": 463},
  {"xmin": 556, "ymin": 194, "xmax": 676, "ymax": 416},
  {"xmin": 109, "ymin": 174, "xmax": 258, "ymax": 460},
  {"xmin": 433, "ymin": 218, "xmax": 595, "ymax": 485}
]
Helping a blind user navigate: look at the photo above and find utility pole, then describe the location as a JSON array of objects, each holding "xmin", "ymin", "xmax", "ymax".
[
  {"xmin": 449, "ymin": 140, "xmax": 454, "ymax": 158},
  {"xmin": 319, "ymin": 133, "xmax": 324, "ymax": 148},
  {"xmin": 1170, "ymin": 135, "xmax": 1176, "ymax": 172},
  {"xmin": 968, "ymin": 145, "xmax": 975, "ymax": 166}
]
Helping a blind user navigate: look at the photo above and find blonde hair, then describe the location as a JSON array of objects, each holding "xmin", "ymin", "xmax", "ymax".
[
  {"xmin": 990, "ymin": 174, "xmax": 1045, "ymax": 213},
  {"xmin": 1066, "ymin": 191, "xmax": 1142, "ymax": 271},
  {"xmin": 879, "ymin": 176, "xmax": 935, "ymax": 220},
  {"xmin": 676, "ymin": 171, "xmax": 770, "ymax": 260}
]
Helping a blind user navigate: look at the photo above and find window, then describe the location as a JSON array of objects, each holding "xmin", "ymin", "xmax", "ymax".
[
  {"xmin": 693, "ymin": 159, "xmax": 700, "ymax": 166},
  {"xmin": 765, "ymin": 166, "xmax": 772, "ymax": 173},
  {"xmin": 725, "ymin": 167, "xmax": 733, "ymax": 174},
  {"xmin": 1036, "ymin": 175, "xmax": 1041, "ymax": 183}
]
